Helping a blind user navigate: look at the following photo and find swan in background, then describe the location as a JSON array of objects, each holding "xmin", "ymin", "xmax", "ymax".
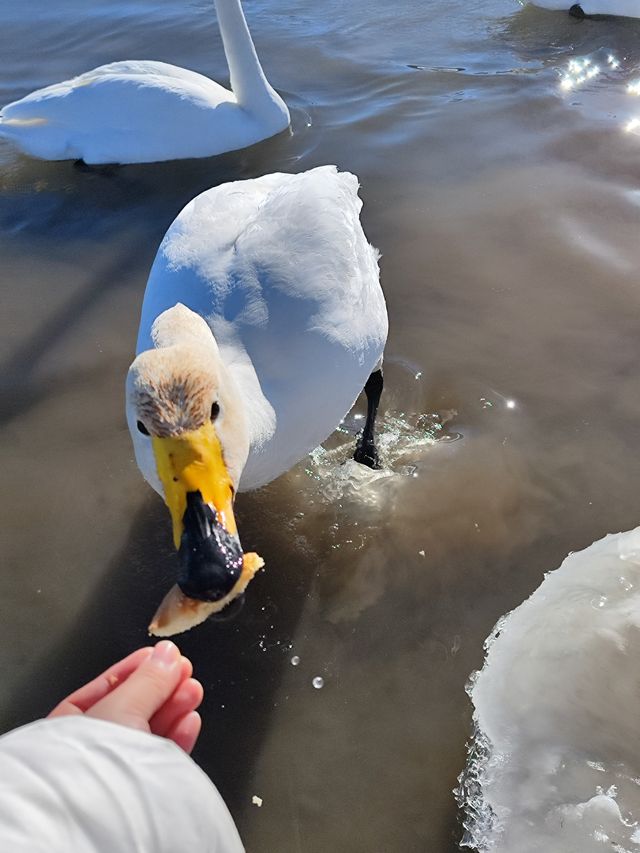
[
  {"xmin": 527, "ymin": 0, "xmax": 640, "ymax": 18},
  {"xmin": 0, "ymin": 0, "xmax": 290, "ymax": 164},
  {"xmin": 126, "ymin": 166, "xmax": 388, "ymax": 631},
  {"xmin": 459, "ymin": 526, "xmax": 640, "ymax": 851}
]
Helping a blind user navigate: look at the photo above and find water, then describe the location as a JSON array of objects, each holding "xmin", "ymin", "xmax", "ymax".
[{"xmin": 2, "ymin": 0, "xmax": 640, "ymax": 850}]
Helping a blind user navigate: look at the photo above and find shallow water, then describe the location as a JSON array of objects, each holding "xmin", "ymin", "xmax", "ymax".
[{"xmin": 2, "ymin": 0, "xmax": 640, "ymax": 850}]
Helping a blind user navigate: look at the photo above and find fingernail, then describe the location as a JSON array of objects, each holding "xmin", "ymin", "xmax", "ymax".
[{"xmin": 151, "ymin": 640, "xmax": 179, "ymax": 668}]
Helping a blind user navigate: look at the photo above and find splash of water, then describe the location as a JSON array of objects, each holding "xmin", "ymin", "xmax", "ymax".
[{"xmin": 303, "ymin": 408, "xmax": 460, "ymax": 504}]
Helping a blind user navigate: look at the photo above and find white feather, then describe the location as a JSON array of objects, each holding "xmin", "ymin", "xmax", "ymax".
[{"xmin": 131, "ymin": 166, "xmax": 388, "ymax": 491}]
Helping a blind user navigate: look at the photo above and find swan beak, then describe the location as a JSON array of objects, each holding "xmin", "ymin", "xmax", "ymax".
[
  {"xmin": 152, "ymin": 423, "xmax": 242, "ymax": 601},
  {"xmin": 152, "ymin": 422, "xmax": 237, "ymax": 546}
]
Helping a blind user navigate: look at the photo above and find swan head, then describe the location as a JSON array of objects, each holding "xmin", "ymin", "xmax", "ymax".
[{"xmin": 126, "ymin": 306, "xmax": 250, "ymax": 606}]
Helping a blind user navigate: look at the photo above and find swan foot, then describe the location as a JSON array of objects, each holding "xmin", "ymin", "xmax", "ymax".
[
  {"xmin": 354, "ymin": 437, "xmax": 381, "ymax": 470},
  {"xmin": 568, "ymin": 4, "xmax": 586, "ymax": 18},
  {"xmin": 353, "ymin": 368, "xmax": 384, "ymax": 470},
  {"xmin": 73, "ymin": 159, "xmax": 118, "ymax": 176}
]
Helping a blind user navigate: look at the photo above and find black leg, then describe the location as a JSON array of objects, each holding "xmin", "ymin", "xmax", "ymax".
[
  {"xmin": 354, "ymin": 368, "xmax": 383, "ymax": 469},
  {"xmin": 73, "ymin": 159, "xmax": 118, "ymax": 177}
]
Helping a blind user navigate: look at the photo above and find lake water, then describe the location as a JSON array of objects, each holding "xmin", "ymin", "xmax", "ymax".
[{"xmin": 2, "ymin": 0, "xmax": 640, "ymax": 850}]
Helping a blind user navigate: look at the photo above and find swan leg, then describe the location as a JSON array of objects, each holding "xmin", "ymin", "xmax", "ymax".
[
  {"xmin": 354, "ymin": 368, "xmax": 383, "ymax": 469},
  {"xmin": 568, "ymin": 4, "xmax": 586, "ymax": 18}
]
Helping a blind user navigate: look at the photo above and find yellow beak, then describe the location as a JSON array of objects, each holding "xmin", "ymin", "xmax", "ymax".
[{"xmin": 152, "ymin": 421, "xmax": 237, "ymax": 549}]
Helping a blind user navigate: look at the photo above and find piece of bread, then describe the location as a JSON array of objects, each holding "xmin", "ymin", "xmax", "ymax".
[{"xmin": 149, "ymin": 553, "xmax": 264, "ymax": 637}]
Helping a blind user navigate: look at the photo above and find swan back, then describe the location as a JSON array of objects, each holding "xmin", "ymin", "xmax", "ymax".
[
  {"xmin": 136, "ymin": 166, "xmax": 388, "ymax": 490},
  {"xmin": 0, "ymin": 61, "xmax": 280, "ymax": 163}
]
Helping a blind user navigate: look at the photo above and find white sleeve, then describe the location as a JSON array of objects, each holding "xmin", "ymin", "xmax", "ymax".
[{"xmin": 0, "ymin": 715, "xmax": 244, "ymax": 853}]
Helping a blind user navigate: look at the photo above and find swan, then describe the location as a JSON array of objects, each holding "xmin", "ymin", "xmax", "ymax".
[
  {"xmin": 125, "ymin": 166, "xmax": 388, "ymax": 633},
  {"xmin": 527, "ymin": 0, "xmax": 640, "ymax": 18},
  {"xmin": 0, "ymin": 0, "xmax": 290, "ymax": 164},
  {"xmin": 460, "ymin": 526, "xmax": 640, "ymax": 851}
]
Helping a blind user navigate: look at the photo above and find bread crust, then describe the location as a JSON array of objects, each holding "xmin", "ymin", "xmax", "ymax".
[{"xmin": 149, "ymin": 553, "xmax": 264, "ymax": 636}]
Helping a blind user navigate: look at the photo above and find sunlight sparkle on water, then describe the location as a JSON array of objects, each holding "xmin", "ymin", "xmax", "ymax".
[
  {"xmin": 560, "ymin": 56, "xmax": 603, "ymax": 93},
  {"xmin": 312, "ymin": 677, "xmax": 324, "ymax": 689}
]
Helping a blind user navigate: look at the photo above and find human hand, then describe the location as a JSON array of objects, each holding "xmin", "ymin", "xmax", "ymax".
[{"xmin": 47, "ymin": 642, "xmax": 203, "ymax": 754}]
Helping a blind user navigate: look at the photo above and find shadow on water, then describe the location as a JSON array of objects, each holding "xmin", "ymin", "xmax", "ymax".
[
  {"xmin": 0, "ymin": 482, "xmax": 319, "ymax": 821},
  {"xmin": 0, "ymin": 241, "xmax": 146, "ymax": 427},
  {"xmin": 0, "ymin": 103, "xmax": 316, "ymax": 242},
  {"xmin": 0, "ymin": 103, "xmax": 316, "ymax": 429}
]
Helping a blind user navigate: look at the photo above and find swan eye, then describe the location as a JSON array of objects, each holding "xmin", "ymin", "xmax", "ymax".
[
  {"xmin": 210, "ymin": 402, "xmax": 220, "ymax": 422},
  {"xmin": 137, "ymin": 420, "xmax": 150, "ymax": 436}
]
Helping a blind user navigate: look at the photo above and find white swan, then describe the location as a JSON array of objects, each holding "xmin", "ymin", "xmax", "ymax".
[
  {"xmin": 460, "ymin": 527, "xmax": 640, "ymax": 852},
  {"xmin": 125, "ymin": 166, "xmax": 388, "ymax": 632},
  {"xmin": 528, "ymin": 0, "xmax": 640, "ymax": 18},
  {"xmin": 0, "ymin": 0, "xmax": 290, "ymax": 164}
]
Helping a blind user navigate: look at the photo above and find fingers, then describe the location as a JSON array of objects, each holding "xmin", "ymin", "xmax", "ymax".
[
  {"xmin": 167, "ymin": 711, "xmax": 202, "ymax": 754},
  {"xmin": 47, "ymin": 699, "xmax": 85, "ymax": 719},
  {"xmin": 86, "ymin": 641, "xmax": 183, "ymax": 730},
  {"xmin": 46, "ymin": 643, "xmax": 204, "ymax": 753},
  {"xmin": 48, "ymin": 648, "xmax": 153, "ymax": 718},
  {"xmin": 150, "ymin": 677, "xmax": 203, "ymax": 739},
  {"xmin": 179, "ymin": 656, "xmax": 193, "ymax": 681}
]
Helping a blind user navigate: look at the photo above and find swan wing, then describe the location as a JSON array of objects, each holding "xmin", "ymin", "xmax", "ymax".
[{"xmin": 0, "ymin": 61, "xmax": 241, "ymax": 164}]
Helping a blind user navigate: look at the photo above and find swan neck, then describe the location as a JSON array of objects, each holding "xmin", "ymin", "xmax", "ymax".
[{"xmin": 214, "ymin": 0, "xmax": 274, "ymax": 110}]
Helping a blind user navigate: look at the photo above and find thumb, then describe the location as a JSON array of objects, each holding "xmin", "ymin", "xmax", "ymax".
[{"xmin": 86, "ymin": 641, "xmax": 183, "ymax": 730}]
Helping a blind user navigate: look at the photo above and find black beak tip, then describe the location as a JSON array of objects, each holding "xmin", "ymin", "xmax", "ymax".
[{"xmin": 177, "ymin": 491, "xmax": 243, "ymax": 603}]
